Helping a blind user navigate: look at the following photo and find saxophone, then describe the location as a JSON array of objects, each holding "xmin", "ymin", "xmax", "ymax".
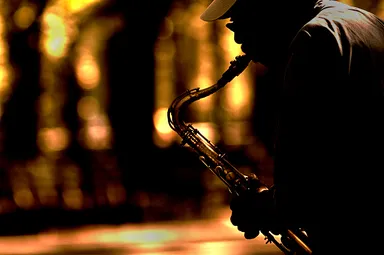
[{"xmin": 167, "ymin": 55, "xmax": 312, "ymax": 255}]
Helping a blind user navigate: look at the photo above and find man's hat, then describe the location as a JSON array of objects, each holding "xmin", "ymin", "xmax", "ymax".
[{"xmin": 200, "ymin": 0, "xmax": 237, "ymax": 21}]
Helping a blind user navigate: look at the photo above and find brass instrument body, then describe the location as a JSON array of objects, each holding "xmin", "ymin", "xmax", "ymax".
[
  {"xmin": 168, "ymin": 55, "xmax": 252, "ymax": 196},
  {"xmin": 167, "ymin": 55, "xmax": 312, "ymax": 255}
]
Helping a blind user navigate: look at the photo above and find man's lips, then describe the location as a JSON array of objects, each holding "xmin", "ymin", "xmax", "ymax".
[{"xmin": 241, "ymin": 44, "xmax": 253, "ymax": 56}]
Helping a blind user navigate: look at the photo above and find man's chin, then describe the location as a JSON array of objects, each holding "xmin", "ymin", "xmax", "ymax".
[
  {"xmin": 241, "ymin": 46, "xmax": 260, "ymax": 63},
  {"xmin": 245, "ymin": 51, "xmax": 270, "ymax": 67}
]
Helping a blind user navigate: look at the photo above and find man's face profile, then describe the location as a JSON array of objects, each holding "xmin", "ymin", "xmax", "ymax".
[{"xmin": 224, "ymin": 1, "xmax": 278, "ymax": 65}]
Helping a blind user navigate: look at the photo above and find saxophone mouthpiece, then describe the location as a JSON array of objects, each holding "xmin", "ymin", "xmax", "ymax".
[{"xmin": 219, "ymin": 55, "xmax": 251, "ymax": 85}]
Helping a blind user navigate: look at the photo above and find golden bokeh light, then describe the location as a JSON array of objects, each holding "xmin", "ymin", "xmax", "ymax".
[
  {"xmin": 13, "ymin": 4, "xmax": 37, "ymax": 30},
  {"xmin": 0, "ymin": 66, "xmax": 10, "ymax": 95},
  {"xmin": 106, "ymin": 183, "xmax": 126, "ymax": 206},
  {"xmin": 75, "ymin": 54, "xmax": 100, "ymax": 90},
  {"xmin": 63, "ymin": 188, "xmax": 83, "ymax": 209},
  {"xmin": 0, "ymin": 13, "xmax": 12, "ymax": 102},
  {"xmin": 41, "ymin": 13, "xmax": 68, "ymax": 59},
  {"xmin": 223, "ymin": 78, "xmax": 253, "ymax": 119},
  {"xmin": 80, "ymin": 122, "xmax": 111, "ymax": 150},
  {"xmin": 37, "ymin": 127, "xmax": 70, "ymax": 152},
  {"xmin": 193, "ymin": 122, "xmax": 219, "ymax": 144},
  {"xmin": 68, "ymin": 0, "xmax": 103, "ymax": 13},
  {"xmin": 77, "ymin": 96, "xmax": 100, "ymax": 120},
  {"xmin": 153, "ymin": 107, "xmax": 172, "ymax": 135},
  {"xmin": 38, "ymin": 92, "xmax": 55, "ymax": 116},
  {"xmin": 153, "ymin": 108, "xmax": 175, "ymax": 148},
  {"xmin": 13, "ymin": 188, "xmax": 35, "ymax": 209},
  {"xmin": 37, "ymin": 189, "xmax": 58, "ymax": 206}
]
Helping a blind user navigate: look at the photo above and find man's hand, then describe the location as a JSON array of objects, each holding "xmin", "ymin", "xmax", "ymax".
[{"xmin": 230, "ymin": 174, "xmax": 278, "ymax": 239}]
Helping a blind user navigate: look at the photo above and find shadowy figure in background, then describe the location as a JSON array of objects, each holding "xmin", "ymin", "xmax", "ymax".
[{"xmin": 199, "ymin": 0, "xmax": 384, "ymax": 254}]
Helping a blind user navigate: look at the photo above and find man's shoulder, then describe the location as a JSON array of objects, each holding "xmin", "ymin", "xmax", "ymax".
[
  {"xmin": 290, "ymin": 2, "xmax": 379, "ymax": 56},
  {"xmin": 293, "ymin": 2, "xmax": 384, "ymax": 56},
  {"xmin": 289, "ymin": 19, "xmax": 341, "ymax": 57},
  {"xmin": 301, "ymin": 1, "xmax": 384, "ymax": 42}
]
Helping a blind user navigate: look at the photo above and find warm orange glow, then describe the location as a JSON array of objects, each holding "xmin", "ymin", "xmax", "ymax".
[
  {"xmin": 196, "ymin": 241, "xmax": 238, "ymax": 255},
  {"xmin": 227, "ymin": 81, "xmax": 245, "ymax": 108},
  {"xmin": 37, "ymin": 127, "xmax": 70, "ymax": 152},
  {"xmin": 153, "ymin": 108, "xmax": 172, "ymax": 135},
  {"xmin": 13, "ymin": 188, "xmax": 34, "ymax": 209},
  {"xmin": 224, "ymin": 79, "xmax": 253, "ymax": 118},
  {"xmin": 157, "ymin": 17, "xmax": 174, "ymax": 40},
  {"xmin": 0, "ymin": 14, "xmax": 12, "ymax": 102},
  {"xmin": 192, "ymin": 76, "xmax": 214, "ymax": 112},
  {"xmin": 77, "ymin": 96, "xmax": 100, "ymax": 120},
  {"xmin": 41, "ymin": 13, "xmax": 68, "ymax": 59},
  {"xmin": 81, "ymin": 122, "xmax": 112, "ymax": 150},
  {"xmin": 0, "ymin": 208, "xmax": 281, "ymax": 254},
  {"xmin": 377, "ymin": 1, "xmax": 384, "ymax": 19},
  {"xmin": 37, "ymin": 188, "xmax": 58, "ymax": 206},
  {"xmin": 215, "ymin": 20, "xmax": 254, "ymax": 120},
  {"xmin": 193, "ymin": 122, "xmax": 219, "ymax": 144},
  {"xmin": 75, "ymin": 55, "xmax": 100, "ymax": 89},
  {"xmin": 339, "ymin": 0, "xmax": 354, "ymax": 5},
  {"xmin": 218, "ymin": 23, "xmax": 243, "ymax": 57},
  {"xmin": 68, "ymin": 0, "xmax": 103, "ymax": 13},
  {"xmin": 95, "ymin": 228, "xmax": 178, "ymax": 248},
  {"xmin": 0, "ymin": 238, "xmax": 53, "ymax": 255},
  {"xmin": 153, "ymin": 108, "xmax": 174, "ymax": 148},
  {"xmin": 222, "ymin": 121, "xmax": 250, "ymax": 146},
  {"xmin": 0, "ymin": 66, "xmax": 10, "ymax": 95},
  {"xmin": 13, "ymin": 4, "xmax": 37, "ymax": 30},
  {"xmin": 106, "ymin": 183, "xmax": 126, "ymax": 205},
  {"xmin": 38, "ymin": 92, "xmax": 55, "ymax": 116},
  {"xmin": 63, "ymin": 188, "xmax": 83, "ymax": 209}
]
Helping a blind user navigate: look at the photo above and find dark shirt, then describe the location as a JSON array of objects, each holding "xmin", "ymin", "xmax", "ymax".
[{"xmin": 273, "ymin": 1, "xmax": 384, "ymax": 251}]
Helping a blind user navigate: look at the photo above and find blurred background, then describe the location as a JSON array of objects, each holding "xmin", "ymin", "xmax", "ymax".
[{"xmin": 0, "ymin": 0, "xmax": 382, "ymax": 254}]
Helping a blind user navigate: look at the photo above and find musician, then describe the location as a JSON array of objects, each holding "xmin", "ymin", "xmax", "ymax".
[{"xmin": 200, "ymin": 0, "xmax": 384, "ymax": 254}]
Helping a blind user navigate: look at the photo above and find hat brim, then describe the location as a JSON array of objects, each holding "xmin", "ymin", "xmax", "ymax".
[{"xmin": 200, "ymin": 0, "xmax": 237, "ymax": 22}]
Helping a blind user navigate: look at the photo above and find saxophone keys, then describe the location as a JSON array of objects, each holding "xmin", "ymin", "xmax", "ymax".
[
  {"xmin": 214, "ymin": 166, "xmax": 223, "ymax": 174},
  {"xmin": 225, "ymin": 171, "xmax": 236, "ymax": 181}
]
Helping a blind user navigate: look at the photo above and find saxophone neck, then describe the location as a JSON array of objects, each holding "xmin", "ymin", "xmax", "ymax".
[
  {"xmin": 167, "ymin": 54, "xmax": 251, "ymax": 134},
  {"xmin": 218, "ymin": 55, "xmax": 251, "ymax": 86}
]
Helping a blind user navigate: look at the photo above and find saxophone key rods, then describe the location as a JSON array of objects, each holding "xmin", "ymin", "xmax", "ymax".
[{"xmin": 167, "ymin": 55, "xmax": 312, "ymax": 255}]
